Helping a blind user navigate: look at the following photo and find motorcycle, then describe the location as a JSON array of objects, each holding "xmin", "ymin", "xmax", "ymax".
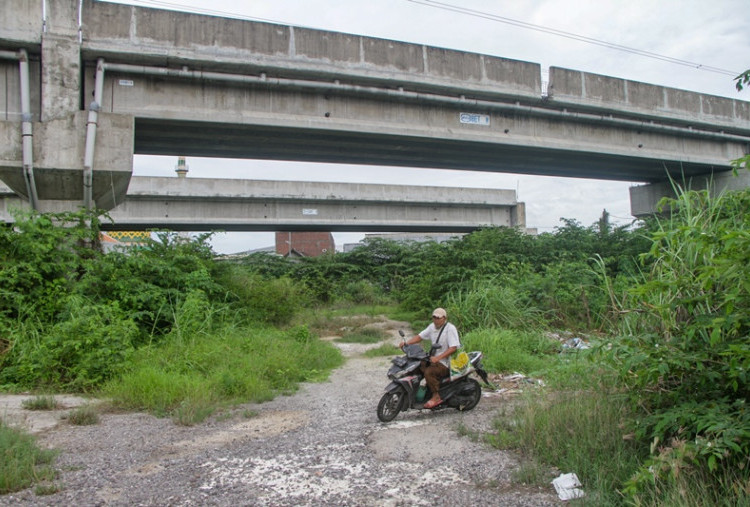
[{"xmin": 377, "ymin": 330, "xmax": 490, "ymax": 422}]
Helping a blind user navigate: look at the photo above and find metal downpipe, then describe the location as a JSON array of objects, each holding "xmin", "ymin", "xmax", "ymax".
[
  {"xmin": 83, "ymin": 58, "xmax": 105, "ymax": 210},
  {"xmin": 19, "ymin": 49, "xmax": 40, "ymax": 210}
]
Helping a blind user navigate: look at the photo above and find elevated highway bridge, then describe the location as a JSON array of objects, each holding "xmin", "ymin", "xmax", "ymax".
[
  {"xmin": 0, "ymin": 0, "xmax": 748, "ymax": 227},
  {"xmin": 1, "ymin": 176, "xmax": 525, "ymax": 231}
]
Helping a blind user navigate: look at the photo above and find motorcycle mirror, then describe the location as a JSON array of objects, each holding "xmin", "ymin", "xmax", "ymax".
[{"xmin": 398, "ymin": 330, "xmax": 405, "ymax": 337}]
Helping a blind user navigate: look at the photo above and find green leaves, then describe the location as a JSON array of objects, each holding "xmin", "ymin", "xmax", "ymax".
[{"xmin": 606, "ymin": 187, "xmax": 750, "ymax": 496}]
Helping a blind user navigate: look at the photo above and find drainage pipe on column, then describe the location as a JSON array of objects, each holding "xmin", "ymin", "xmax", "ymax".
[
  {"xmin": 83, "ymin": 58, "xmax": 104, "ymax": 210},
  {"xmin": 18, "ymin": 49, "xmax": 40, "ymax": 211},
  {"xmin": 0, "ymin": 49, "xmax": 40, "ymax": 209}
]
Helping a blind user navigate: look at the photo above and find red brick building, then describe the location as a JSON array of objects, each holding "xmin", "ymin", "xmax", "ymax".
[{"xmin": 275, "ymin": 232, "xmax": 335, "ymax": 257}]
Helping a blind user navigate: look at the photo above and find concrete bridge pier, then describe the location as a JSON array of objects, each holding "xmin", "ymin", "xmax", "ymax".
[
  {"xmin": 630, "ymin": 169, "xmax": 750, "ymax": 217},
  {"xmin": 0, "ymin": 0, "xmax": 133, "ymax": 213}
]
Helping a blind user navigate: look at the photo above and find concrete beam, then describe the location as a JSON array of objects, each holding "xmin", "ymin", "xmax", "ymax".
[{"xmin": 102, "ymin": 176, "xmax": 524, "ymax": 232}]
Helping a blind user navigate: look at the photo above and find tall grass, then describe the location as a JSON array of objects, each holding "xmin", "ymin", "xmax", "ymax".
[
  {"xmin": 103, "ymin": 323, "xmax": 343, "ymax": 424},
  {"xmin": 0, "ymin": 421, "xmax": 58, "ymax": 494},
  {"xmin": 490, "ymin": 387, "xmax": 643, "ymax": 505},
  {"xmin": 461, "ymin": 327, "xmax": 559, "ymax": 375},
  {"xmin": 446, "ymin": 279, "xmax": 546, "ymax": 333}
]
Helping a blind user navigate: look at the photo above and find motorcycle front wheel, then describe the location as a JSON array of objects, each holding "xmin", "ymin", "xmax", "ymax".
[{"xmin": 377, "ymin": 388, "xmax": 405, "ymax": 422}]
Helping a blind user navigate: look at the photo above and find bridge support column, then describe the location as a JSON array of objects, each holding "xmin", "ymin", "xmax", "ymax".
[
  {"xmin": 510, "ymin": 202, "xmax": 526, "ymax": 229},
  {"xmin": 0, "ymin": 5, "xmax": 134, "ymax": 213},
  {"xmin": 630, "ymin": 170, "xmax": 750, "ymax": 217}
]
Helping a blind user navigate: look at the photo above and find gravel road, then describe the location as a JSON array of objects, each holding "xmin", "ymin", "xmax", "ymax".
[{"xmin": 3, "ymin": 320, "xmax": 559, "ymax": 506}]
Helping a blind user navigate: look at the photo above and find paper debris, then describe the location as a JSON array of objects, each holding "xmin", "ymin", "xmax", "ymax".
[{"xmin": 552, "ymin": 472, "xmax": 585, "ymax": 501}]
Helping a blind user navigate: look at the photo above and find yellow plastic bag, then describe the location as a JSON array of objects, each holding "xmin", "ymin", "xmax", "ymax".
[{"xmin": 450, "ymin": 350, "xmax": 469, "ymax": 374}]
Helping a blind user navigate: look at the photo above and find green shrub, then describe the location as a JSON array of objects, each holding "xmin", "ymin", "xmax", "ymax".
[
  {"xmin": 0, "ymin": 297, "xmax": 138, "ymax": 390},
  {"xmin": 218, "ymin": 267, "xmax": 311, "ymax": 325},
  {"xmin": 605, "ymin": 187, "xmax": 750, "ymax": 500},
  {"xmin": 335, "ymin": 279, "xmax": 389, "ymax": 305}
]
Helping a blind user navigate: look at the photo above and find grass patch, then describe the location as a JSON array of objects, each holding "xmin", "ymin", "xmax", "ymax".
[
  {"xmin": 102, "ymin": 323, "xmax": 342, "ymax": 424},
  {"xmin": 34, "ymin": 483, "xmax": 62, "ymax": 496},
  {"xmin": 0, "ymin": 421, "xmax": 58, "ymax": 494},
  {"xmin": 21, "ymin": 395, "xmax": 60, "ymax": 411},
  {"xmin": 363, "ymin": 344, "xmax": 401, "ymax": 357},
  {"xmin": 66, "ymin": 404, "xmax": 99, "ymax": 426},
  {"xmin": 489, "ymin": 388, "xmax": 642, "ymax": 505},
  {"xmin": 511, "ymin": 460, "xmax": 555, "ymax": 487},
  {"xmin": 336, "ymin": 327, "xmax": 388, "ymax": 344},
  {"xmin": 462, "ymin": 327, "xmax": 559, "ymax": 375},
  {"xmin": 172, "ymin": 398, "xmax": 215, "ymax": 426}
]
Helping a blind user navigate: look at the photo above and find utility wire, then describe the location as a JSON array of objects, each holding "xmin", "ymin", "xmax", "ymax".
[{"xmin": 406, "ymin": 0, "xmax": 741, "ymax": 77}]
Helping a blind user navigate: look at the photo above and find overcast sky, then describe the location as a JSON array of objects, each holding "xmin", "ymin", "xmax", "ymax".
[{"xmin": 108, "ymin": 0, "xmax": 750, "ymax": 253}]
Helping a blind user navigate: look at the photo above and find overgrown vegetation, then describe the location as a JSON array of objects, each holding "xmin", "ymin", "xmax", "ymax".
[
  {"xmin": 0, "ymin": 421, "xmax": 58, "ymax": 494},
  {"xmin": 1, "ymin": 172, "xmax": 748, "ymax": 502}
]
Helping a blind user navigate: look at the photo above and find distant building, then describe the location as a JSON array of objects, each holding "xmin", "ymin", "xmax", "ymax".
[{"xmin": 275, "ymin": 231, "xmax": 335, "ymax": 258}]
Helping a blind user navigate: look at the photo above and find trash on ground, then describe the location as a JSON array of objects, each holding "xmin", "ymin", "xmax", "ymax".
[
  {"xmin": 483, "ymin": 372, "xmax": 544, "ymax": 397},
  {"xmin": 562, "ymin": 337, "xmax": 590, "ymax": 350},
  {"xmin": 552, "ymin": 472, "xmax": 585, "ymax": 501}
]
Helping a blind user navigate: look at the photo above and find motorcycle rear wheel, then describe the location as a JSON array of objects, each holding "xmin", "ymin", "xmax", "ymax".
[
  {"xmin": 456, "ymin": 378, "xmax": 482, "ymax": 412},
  {"xmin": 377, "ymin": 389, "xmax": 405, "ymax": 422}
]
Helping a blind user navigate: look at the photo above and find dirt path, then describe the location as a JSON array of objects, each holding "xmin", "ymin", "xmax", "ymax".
[{"xmin": 2, "ymin": 319, "xmax": 558, "ymax": 506}]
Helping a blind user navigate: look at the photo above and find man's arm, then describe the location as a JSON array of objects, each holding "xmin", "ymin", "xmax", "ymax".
[{"xmin": 400, "ymin": 334, "xmax": 422, "ymax": 349}]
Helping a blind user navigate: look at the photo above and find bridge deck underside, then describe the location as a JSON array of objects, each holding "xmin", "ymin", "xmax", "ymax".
[{"xmin": 134, "ymin": 119, "xmax": 716, "ymax": 184}]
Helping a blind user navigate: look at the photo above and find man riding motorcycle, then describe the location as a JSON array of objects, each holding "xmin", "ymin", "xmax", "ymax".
[{"xmin": 399, "ymin": 307, "xmax": 460, "ymax": 409}]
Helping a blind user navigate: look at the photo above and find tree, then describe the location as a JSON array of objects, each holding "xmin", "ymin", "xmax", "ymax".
[
  {"xmin": 732, "ymin": 69, "xmax": 750, "ymax": 174},
  {"xmin": 735, "ymin": 69, "xmax": 750, "ymax": 92}
]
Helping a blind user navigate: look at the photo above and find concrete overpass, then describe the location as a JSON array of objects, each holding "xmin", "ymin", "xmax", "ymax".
[
  {"xmin": 0, "ymin": 0, "xmax": 748, "ymax": 221},
  {"xmin": 1, "ymin": 177, "xmax": 524, "ymax": 231}
]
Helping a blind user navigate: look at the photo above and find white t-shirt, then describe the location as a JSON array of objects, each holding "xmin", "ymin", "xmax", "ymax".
[{"xmin": 419, "ymin": 322, "xmax": 460, "ymax": 368}]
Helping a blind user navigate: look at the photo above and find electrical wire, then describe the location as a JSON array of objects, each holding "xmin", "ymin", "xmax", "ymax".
[{"xmin": 406, "ymin": 0, "xmax": 741, "ymax": 77}]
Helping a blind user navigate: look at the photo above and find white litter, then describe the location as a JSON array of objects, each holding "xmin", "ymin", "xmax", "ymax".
[{"xmin": 552, "ymin": 472, "xmax": 585, "ymax": 501}]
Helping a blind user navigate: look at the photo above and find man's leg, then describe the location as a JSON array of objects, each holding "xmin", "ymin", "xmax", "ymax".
[{"xmin": 423, "ymin": 363, "xmax": 449, "ymax": 408}]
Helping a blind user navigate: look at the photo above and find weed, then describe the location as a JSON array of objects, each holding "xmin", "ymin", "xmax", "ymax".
[
  {"xmin": 511, "ymin": 460, "xmax": 553, "ymax": 487},
  {"xmin": 172, "ymin": 399, "xmax": 214, "ymax": 426},
  {"xmin": 34, "ymin": 483, "xmax": 62, "ymax": 496},
  {"xmin": 455, "ymin": 421, "xmax": 481, "ymax": 442},
  {"xmin": 0, "ymin": 421, "xmax": 59, "ymax": 494},
  {"xmin": 336, "ymin": 327, "xmax": 388, "ymax": 344},
  {"xmin": 21, "ymin": 395, "xmax": 60, "ymax": 411},
  {"xmin": 214, "ymin": 411, "xmax": 234, "ymax": 422},
  {"xmin": 491, "ymin": 388, "xmax": 642, "ymax": 505},
  {"xmin": 66, "ymin": 405, "xmax": 99, "ymax": 426}
]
